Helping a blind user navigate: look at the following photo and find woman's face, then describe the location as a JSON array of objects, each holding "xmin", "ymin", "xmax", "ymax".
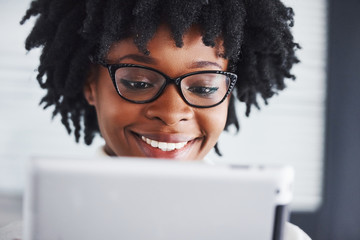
[{"xmin": 84, "ymin": 25, "xmax": 230, "ymax": 160}]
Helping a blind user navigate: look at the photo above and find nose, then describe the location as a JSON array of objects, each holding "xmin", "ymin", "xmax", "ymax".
[{"xmin": 144, "ymin": 85, "xmax": 194, "ymax": 126}]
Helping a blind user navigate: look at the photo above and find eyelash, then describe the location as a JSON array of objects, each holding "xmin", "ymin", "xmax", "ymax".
[{"xmin": 120, "ymin": 79, "xmax": 154, "ymax": 90}]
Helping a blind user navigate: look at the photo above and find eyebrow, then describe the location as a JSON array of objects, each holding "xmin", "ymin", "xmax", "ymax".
[
  {"xmin": 189, "ymin": 61, "xmax": 223, "ymax": 69},
  {"xmin": 115, "ymin": 54, "xmax": 157, "ymax": 64},
  {"xmin": 112, "ymin": 54, "xmax": 222, "ymax": 69}
]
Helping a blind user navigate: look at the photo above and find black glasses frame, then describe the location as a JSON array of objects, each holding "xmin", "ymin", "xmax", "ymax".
[{"xmin": 101, "ymin": 63, "xmax": 238, "ymax": 108}]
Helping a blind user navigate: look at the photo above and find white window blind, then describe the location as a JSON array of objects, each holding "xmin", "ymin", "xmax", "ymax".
[{"xmin": 0, "ymin": 0, "xmax": 327, "ymax": 213}]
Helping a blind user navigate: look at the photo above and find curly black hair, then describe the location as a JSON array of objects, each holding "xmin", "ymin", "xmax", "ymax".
[{"xmin": 21, "ymin": 0, "xmax": 299, "ymax": 154}]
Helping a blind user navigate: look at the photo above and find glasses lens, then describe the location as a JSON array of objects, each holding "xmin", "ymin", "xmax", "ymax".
[
  {"xmin": 114, "ymin": 67, "xmax": 165, "ymax": 102},
  {"xmin": 181, "ymin": 73, "xmax": 230, "ymax": 107}
]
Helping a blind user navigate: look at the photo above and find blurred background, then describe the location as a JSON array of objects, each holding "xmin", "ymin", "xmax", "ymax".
[{"xmin": 0, "ymin": 0, "xmax": 359, "ymax": 239}]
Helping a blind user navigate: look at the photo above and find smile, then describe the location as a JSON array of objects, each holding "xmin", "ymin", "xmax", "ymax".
[{"xmin": 141, "ymin": 136, "xmax": 188, "ymax": 152}]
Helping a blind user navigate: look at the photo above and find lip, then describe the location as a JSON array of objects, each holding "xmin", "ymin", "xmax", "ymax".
[{"xmin": 131, "ymin": 131, "xmax": 199, "ymax": 159}]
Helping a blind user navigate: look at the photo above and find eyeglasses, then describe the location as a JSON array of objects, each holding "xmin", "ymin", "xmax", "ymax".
[{"xmin": 101, "ymin": 63, "xmax": 237, "ymax": 108}]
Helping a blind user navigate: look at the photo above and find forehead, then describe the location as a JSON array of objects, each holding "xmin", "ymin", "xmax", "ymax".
[{"xmin": 107, "ymin": 25, "xmax": 226, "ymax": 63}]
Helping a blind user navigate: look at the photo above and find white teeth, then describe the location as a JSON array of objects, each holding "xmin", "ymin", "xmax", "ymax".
[
  {"xmin": 175, "ymin": 142, "xmax": 186, "ymax": 149},
  {"xmin": 141, "ymin": 136, "xmax": 188, "ymax": 152},
  {"xmin": 150, "ymin": 140, "xmax": 158, "ymax": 148},
  {"xmin": 158, "ymin": 142, "xmax": 167, "ymax": 149},
  {"xmin": 167, "ymin": 143, "xmax": 175, "ymax": 150}
]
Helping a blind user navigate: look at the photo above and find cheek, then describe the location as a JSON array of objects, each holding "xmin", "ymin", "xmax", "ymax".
[
  {"xmin": 197, "ymin": 103, "xmax": 229, "ymax": 139},
  {"xmin": 97, "ymin": 102, "xmax": 140, "ymax": 131},
  {"xmin": 192, "ymin": 103, "xmax": 228, "ymax": 160},
  {"xmin": 94, "ymin": 86, "xmax": 141, "ymax": 138}
]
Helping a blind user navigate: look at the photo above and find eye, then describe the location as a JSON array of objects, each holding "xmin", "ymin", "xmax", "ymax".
[
  {"xmin": 119, "ymin": 79, "xmax": 154, "ymax": 90},
  {"xmin": 187, "ymin": 86, "xmax": 219, "ymax": 96}
]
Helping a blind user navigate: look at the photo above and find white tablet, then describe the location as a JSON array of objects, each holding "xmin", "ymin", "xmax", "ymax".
[{"xmin": 23, "ymin": 157, "xmax": 294, "ymax": 240}]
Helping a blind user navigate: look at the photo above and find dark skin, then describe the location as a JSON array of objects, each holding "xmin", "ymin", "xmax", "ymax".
[{"xmin": 84, "ymin": 25, "xmax": 230, "ymax": 160}]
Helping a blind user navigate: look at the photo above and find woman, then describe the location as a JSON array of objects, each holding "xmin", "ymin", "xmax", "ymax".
[{"xmin": 0, "ymin": 0, "xmax": 310, "ymax": 239}]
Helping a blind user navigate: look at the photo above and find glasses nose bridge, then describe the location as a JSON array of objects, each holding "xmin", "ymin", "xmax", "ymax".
[
  {"xmin": 164, "ymin": 75, "xmax": 182, "ymax": 86},
  {"xmin": 161, "ymin": 76, "xmax": 183, "ymax": 98}
]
